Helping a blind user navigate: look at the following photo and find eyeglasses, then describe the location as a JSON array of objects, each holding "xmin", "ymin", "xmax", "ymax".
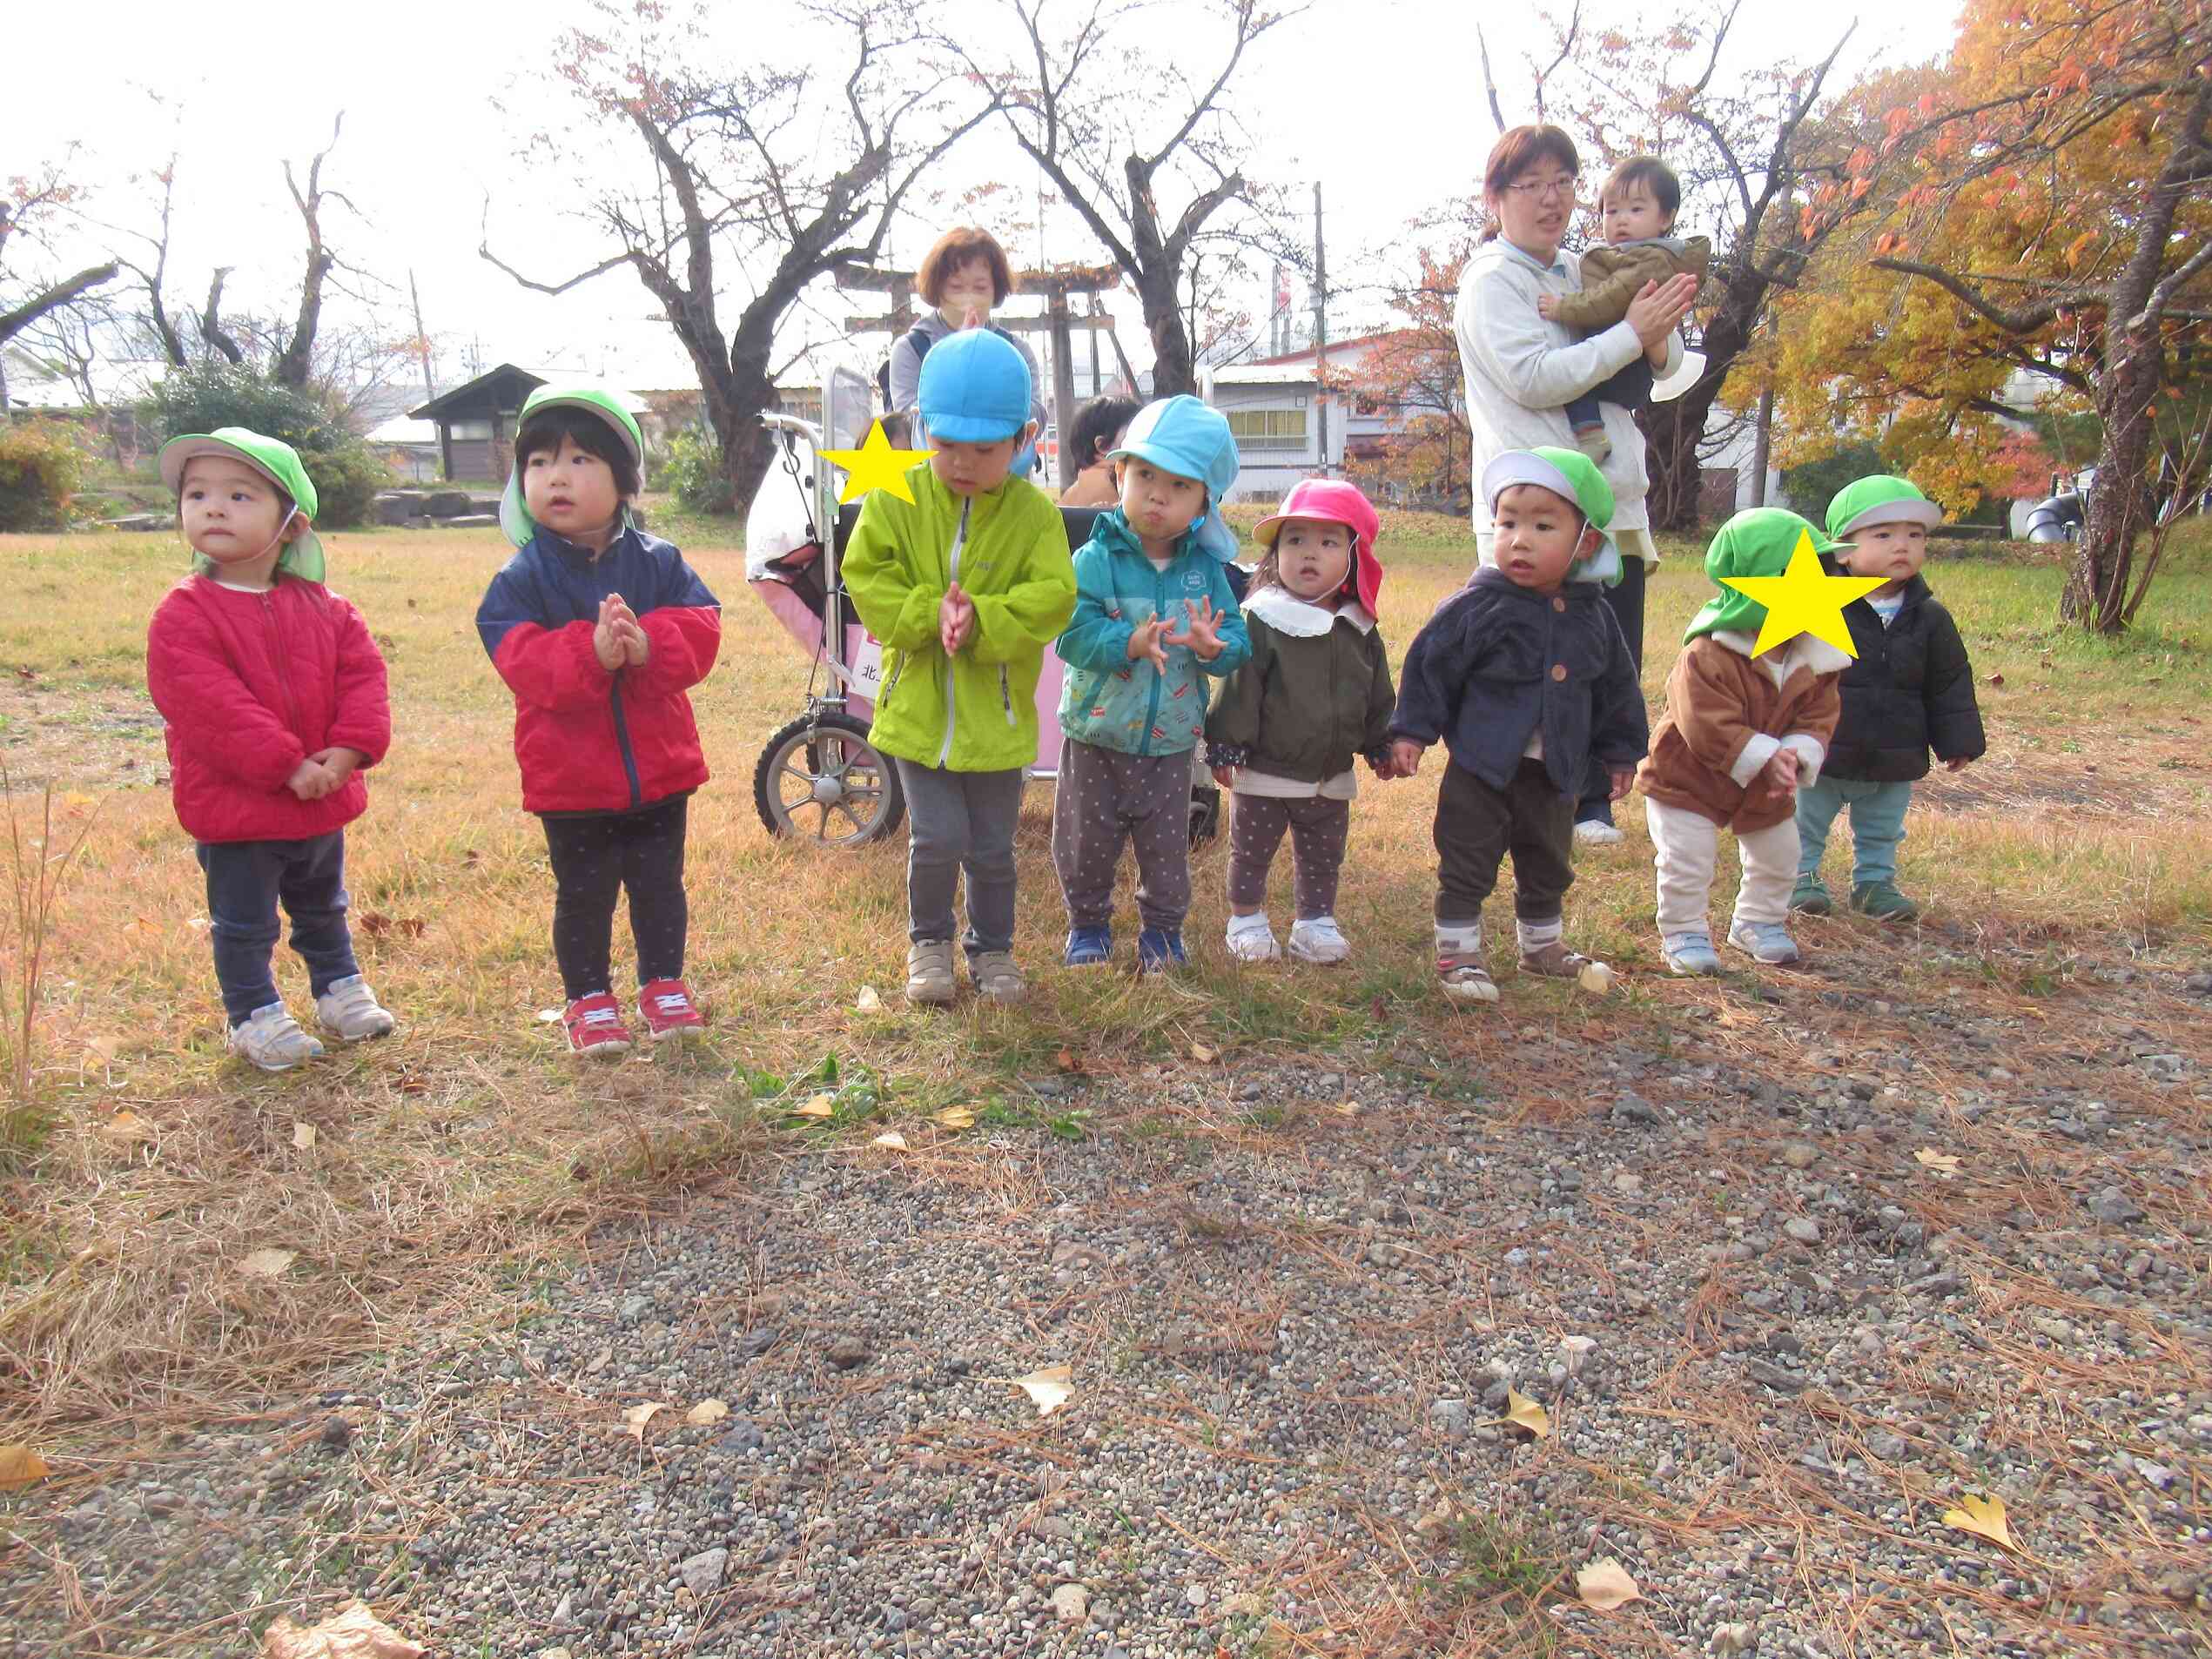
[{"xmin": 1503, "ymin": 176, "xmax": 1578, "ymax": 203}]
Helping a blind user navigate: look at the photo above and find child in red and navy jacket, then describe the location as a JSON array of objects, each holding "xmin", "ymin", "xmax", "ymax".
[
  {"xmin": 474, "ymin": 387, "xmax": 721, "ymax": 1057},
  {"xmin": 147, "ymin": 428, "xmax": 395, "ymax": 1071}
]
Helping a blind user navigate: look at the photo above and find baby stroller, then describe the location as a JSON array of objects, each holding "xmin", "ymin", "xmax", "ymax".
[{"xmin": 745, "ymin": 361, "xmax": 1231, "ymax": 849}]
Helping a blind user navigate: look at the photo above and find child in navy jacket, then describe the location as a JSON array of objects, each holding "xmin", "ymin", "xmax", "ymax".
[{"xmin": 475, "ymin": 388, "xmax": 721, "ymax": 1057}]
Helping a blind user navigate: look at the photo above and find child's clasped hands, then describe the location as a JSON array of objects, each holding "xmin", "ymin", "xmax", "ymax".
[{"xmin": 593, "ymin": 593, "xmax": 651, "ymax": 672}]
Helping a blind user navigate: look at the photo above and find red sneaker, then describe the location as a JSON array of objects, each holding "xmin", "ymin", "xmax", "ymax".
[
  {"xmin": 562, "ymin": 991, "xmax": 633, "ymax": 1058},
  {"xmin": 636, "ymin": 977, "xmax": 706, "ymax": 1042}
]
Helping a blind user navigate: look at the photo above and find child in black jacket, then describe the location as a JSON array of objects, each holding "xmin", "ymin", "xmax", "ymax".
[
  {"xmin": 1792, "ymin": 475, "xmax": 1985, "ymax": 921},
  {"xmin": 1390, "ymin": 449, "xmax": 1647, "ymax": 1004}
]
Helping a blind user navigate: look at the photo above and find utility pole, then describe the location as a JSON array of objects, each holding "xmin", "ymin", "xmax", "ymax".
[
  {"xmin": 407, "ymin": 270, "xmax": 435, "ymax": 402},
  {"xmin": 1750, "ymin": 386, "xmax": 1774, "ymax": 508},
  {"xmin": 1313, "ymin": 183, "xmax": 1330, "ymax": 476}
]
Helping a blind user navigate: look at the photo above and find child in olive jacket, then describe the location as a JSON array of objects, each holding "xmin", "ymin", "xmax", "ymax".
[
  {"xmin": 843, "ymin": 329, "xmax": 1078, "ymax": 1006},
  {"xmin": 1205, "ymin": 478, "xmax": 1396, "ymax": 965},
  {"xmin": 1791, "ymin": 475, "xmax": 1984, "ymax": 921}
]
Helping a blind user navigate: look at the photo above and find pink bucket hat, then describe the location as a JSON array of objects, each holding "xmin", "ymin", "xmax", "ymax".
[{"xmin": 1254, "ymin": 478, "xmax": 1383, "ymax": 615}]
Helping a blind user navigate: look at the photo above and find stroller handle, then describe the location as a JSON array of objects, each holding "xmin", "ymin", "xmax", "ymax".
[{"xmin": 760, "ymin": 410, "xmax": 824, "ymax": 447}]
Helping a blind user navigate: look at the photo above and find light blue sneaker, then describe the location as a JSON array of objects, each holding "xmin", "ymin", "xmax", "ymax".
[
  {"xmin": 1662, "ymin": 930, "xmax": 1723, "ymax": 976},
  {"xmin": 1727, "ymin": 919, "xmax": 1802, "ymax": 965}
]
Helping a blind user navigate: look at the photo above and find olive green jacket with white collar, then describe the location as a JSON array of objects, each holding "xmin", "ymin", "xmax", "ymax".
[{"xmin": 842, "ymin": 460, "xmax": 1078, "ymax": 772}]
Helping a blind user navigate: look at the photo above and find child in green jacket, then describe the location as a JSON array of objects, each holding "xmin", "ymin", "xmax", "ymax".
[
  {"xmin": 843, "ymin": 331, "xmax": 1078, "ymax": 1006},
  {"xmin": 1052, "ymin": 395, "xmax": 1250, "ymax": 972}
]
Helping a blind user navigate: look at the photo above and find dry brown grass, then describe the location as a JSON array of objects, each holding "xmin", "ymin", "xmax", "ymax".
[{"xmin": 0, "ymin": 517, "xmax": 2208, "ymax": 1477}]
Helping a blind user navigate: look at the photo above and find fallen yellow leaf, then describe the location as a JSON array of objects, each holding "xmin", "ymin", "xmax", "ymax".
[
  {"xmin": 1942, "ymin": 1491, "xmax": 2017, "ymax": 1552},
  {"xmin": 792, "ymin": 1094, "xmax": 836, "ymax": 1119},
  {"xmin": 870, "ymin": 1130, "xmax": 910, "ymax": 1150},
  {"xmin": 1915, "ymin": 1148, "xmax": 1961, "ymax": 1177},
  {"xmin": 239, "ymin": 1247, "xmax": 298, "ymax": 1279},
  {"xmin": 95, "ymin": 1109, "xmax": 156, "ymax": 1145},
  {"xmin": 1575, "ymin": 1556, "xmax": 1642, "ymax": 1609},
  {"xmin": 997, "ymin": 1364, "xmax": 1074, "ymax": 1416},
  {"xmin": 292, "ymin": 1122, "xmax": 318, "ymax": 1151},
  {"xmin": 1577, "ymin": 961, "xmax": 1617, "ymax": 995},
  {"xmin": 855, "ymin": 984, "xmax": 883, "ymax": 1013},
  {"xmin": 684, "ymin": 1399, "xmax": 729, "ymax": 1427},
  {"xmin": 258, "ymin": 1599, "xmax": 427, "ymax": 1658},
  {"xmin": 1191, "ymin": 1042, "xmax": 1218, "ymax": 1064},
  {"xmin": 1503, "ymin": 1387, "xmax": 1551, "ymax": 1439},
  {"xmin": 622, "ymin": 1402, "xmax": 666, "ymax": 1440},
  {"xmin": 0, "ymin": 1444, "xmax": 50, "ymax": 1491},
  {"xmin": 1331, "ymin": 1099, "xmax": 1361, "ymax": 1117},
  {"xmin": 934, "ymin": 1106, "xmax": 976, "ymax": 1130}
]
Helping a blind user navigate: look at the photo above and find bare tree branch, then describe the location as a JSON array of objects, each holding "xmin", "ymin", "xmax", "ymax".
[
  {"xmin": 0, "ymin": 261, "xmax": 120, "ymax": 348},
  {"xmin": 1474, "ymin": 25, "xmax": 1508, "ymax": 135}
]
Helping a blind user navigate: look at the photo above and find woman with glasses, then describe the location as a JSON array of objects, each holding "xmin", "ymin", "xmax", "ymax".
[{"xmin": 1454, "ymin": 124, "xmax": 1698, "ymax": 849}]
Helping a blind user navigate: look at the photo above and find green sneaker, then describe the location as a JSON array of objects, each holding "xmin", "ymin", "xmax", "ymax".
[
  {"xmin": 1789, "ymin": 877, "xmax": 1833, "ymax": 916},
  {"xmin": 1850, "ymin": 880, "xmax": 1920, "ymax": 921}
]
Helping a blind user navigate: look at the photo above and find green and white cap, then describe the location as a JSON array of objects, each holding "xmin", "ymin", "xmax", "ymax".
[
  {"xmin": 1482, "ymin": 445, "xmax": 1621, "ymax": 586},
  {"xmin": 158, "ymin": 427, "xmax": 325, "ymax": 582},
  {"xmin": 500, "ymin": 385, "xmax": 647, "ymax": 547},
  {"xmin": 1826, "ymin": 474, "xmax": 1944, "ymax": 541}
]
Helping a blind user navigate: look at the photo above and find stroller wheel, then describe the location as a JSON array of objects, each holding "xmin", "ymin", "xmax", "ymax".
[
  {"xmin": 754, "ymin": 713, "xmax": 906, "ymax": 846},
  {"xmin": 1189, "ymin": 782, "xmax": 1222, "ymax": 850}
]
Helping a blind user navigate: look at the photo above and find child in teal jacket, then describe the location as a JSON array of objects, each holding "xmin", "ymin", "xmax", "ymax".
[{"xmin": 1052, "ymin": 396, "xmax": 1249, "ymax": 971}]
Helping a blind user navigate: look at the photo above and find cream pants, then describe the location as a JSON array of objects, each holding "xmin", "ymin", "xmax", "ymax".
[{"xmin": 1644, "ymin": 798, "xmax": 1799, "ymax": 937}]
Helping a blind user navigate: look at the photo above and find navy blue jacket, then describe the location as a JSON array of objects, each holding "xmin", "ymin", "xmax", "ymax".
[
  {"xmin": 475, "ymin": 527, "xmax": 721, "ymax": 814},
  {"xmin": 1824, "ymin": 574, "xmax": 1984, "ymax": 782},
  {"xmin": 1390, "ymin": 568, "xmax": 1647, "ymax": 794}
]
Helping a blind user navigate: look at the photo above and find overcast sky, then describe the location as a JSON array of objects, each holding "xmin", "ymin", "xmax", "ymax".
[{"xmin": 8, "ymin": 0, "xmax": 1960, "ymax": 400}]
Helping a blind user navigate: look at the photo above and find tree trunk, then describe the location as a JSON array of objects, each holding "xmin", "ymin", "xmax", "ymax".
[
  {"xmin": 2061, "ymin": 333, "xmax": 2162, "ymax": 632},
  {"xmin": 1637, "ymin": 265, "xmax": 1764, "ymax": 532},
  {"xmin": 1136, "ymin": 263, "xmax": 1195, "ymax": 399}
]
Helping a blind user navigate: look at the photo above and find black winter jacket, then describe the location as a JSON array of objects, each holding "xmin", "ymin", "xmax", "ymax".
[
  {"xmin": 1823, "ymin": 575, "xmax": 1985, "ymax": 782},
  {"xmin": 1204, "ymin": 606, "xmax": 1396, "ymax": 784},
  {"xmin": 1389, "ymin": 568, "xmax": 1648, "ymax": 796}
]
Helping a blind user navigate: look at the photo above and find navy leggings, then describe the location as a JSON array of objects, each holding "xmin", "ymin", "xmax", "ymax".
[
  {"xmin": 197, "ymin": 831, "xmax": 361, "ymax": 1026},
  {"xmin": 540, "ymin": 795, "xmax": 689, "ymax": 999}
]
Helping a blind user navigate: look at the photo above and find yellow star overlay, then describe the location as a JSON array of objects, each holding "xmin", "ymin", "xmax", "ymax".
[
  {"xmin": 819, "ymin": 420, "xmax": 935, "ymax": 505},
  {"xmin": 1718, "ymin": 529, "xmax": 1889, "ymax": 658}
]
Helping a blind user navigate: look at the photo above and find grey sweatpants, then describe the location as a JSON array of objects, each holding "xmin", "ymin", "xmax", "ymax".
[
  {"xmin": 1052, "ymin": 737, "xmax": 1193, "ymax": 930},
  {"xmin": 893, "ymin": 760, "xmax": 1025, "ymax": 957}
]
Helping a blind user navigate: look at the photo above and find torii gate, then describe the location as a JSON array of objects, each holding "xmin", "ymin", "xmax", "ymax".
[{"xmin": 837, "ymin": 263, "xmax": 1135, "ymax": 491}]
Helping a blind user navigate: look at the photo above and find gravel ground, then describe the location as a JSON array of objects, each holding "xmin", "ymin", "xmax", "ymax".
[{"xmin": 6, "ymin": 955, "xmax": 2211, "ymax": 1658}]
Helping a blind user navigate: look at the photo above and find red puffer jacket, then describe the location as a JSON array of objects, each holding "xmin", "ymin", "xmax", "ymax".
[
  {"xmin": 474, "ymin": 527, "xmax": 721, "ymax": 815},
  {"xmin": 146, "ymin": 574, "xmax": 393, "ymax": 843}
]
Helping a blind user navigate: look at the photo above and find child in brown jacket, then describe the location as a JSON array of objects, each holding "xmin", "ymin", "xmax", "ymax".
[
  {"xmin": 1536, "ymin": 157, "xmax": 1711, "ymax": 464},
  {"xmin": 1637, "ymin": 509, "xmax": 1846, "ymax": 975}
]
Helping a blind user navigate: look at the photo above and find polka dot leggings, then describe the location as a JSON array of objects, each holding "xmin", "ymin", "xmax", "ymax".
[
  {"xmin": 1226, "ymin": 793, "xmax": 1349, "ymax": 920},
  {"xmin": 540, "ymin": 795, "xmax": 690, "ymax": 1000}
]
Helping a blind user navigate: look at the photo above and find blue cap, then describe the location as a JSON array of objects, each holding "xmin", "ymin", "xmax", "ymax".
[
  {"xmin": 918, "ymin": 329, "xmax": 1033, "ymax": 443},
  {"xmin": 1109, "ymin": 395, "xmax": 1242, "ymax": 561}
]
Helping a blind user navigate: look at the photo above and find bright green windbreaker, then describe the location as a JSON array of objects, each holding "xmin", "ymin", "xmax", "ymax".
[{"xmin": 842, "ymin": 460, "xmax": 1078, "ymax": 772}]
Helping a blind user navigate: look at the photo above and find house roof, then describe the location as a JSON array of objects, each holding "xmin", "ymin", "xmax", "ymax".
[
  {"xmin": 408, "ymin": 365, "xmax": 649, "ymax": 421},
  {"xmin": 1210, "ymin": 363, "xmax": 1322, "ymax": 386},
  {"xmin": 367, "ymin": 416, "xmax": 440, "ymax": 446}
]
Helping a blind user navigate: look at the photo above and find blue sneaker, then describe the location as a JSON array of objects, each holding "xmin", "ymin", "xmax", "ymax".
[
  {"xmin": 1662, "ymin": 930, "xmax": 1723, "ymax": 976},
  {"xmin": 1727, "ymin": 919, "xmax": 1802, "ymax": 965},
  {"xmin": 1136, "ymin": 927, "xmax": 1187, "ymax": 974},
  {"xmin": 1064, "ymin": 925, "xmax": 1113, "ymax": 967}
]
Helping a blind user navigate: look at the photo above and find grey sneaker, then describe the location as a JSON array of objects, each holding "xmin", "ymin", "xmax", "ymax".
[
  {"xmin": 1662, "ymin": 931, "xmax": 1723, "ymax": 976},
  {"xmin": 969, "ymin": 950, "xmax": 1026, "ymax": 1004},
  {"xmin": 229, "ymin": 1003, "xmax": 325, "ymax": 1071},
  {"xmin": 1727, "ymin": 919, "xmax": 1802, "ymax": 965},
  {"xmin": 905, "ymin": 940, "xmax": 957, "ymax": 1006},
  {"xmin": 315, "ymin": 974, "xmax": 396, "ymax": 1042}
]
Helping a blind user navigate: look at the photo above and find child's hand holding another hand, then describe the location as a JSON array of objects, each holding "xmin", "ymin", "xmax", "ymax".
[
  {"xmin": 1607, "ymin": 764, "xmax": 1637, "ymax": 802},
  {"xmin": 1536, "ymin": 293, "xmax": 1560, "ymax": 320},
  {"xmin": 1210, "ymin": 763, "xmax": 1239, "ymax": 789},
  {"xmin": 1760, "ymin": 747, "xmax": 1801, "ymax": 796},
  {"xmin": 938, "ymin": 581, "xmax": 976, "ymax": 656},
  {"xmin": 308, "ymin": 747, "xmax": 364, "ymax": 787},
  {"xmin": 1388, "ymin": 737, "xmax": 1427, "ymax": 779},
  {"xmin": 1944, "ymin": 755, "xmax": 1973, "ymax": 772},
  {"xmin": 286, "ymin": 757, "xmax": 337, "ymax": 800}
]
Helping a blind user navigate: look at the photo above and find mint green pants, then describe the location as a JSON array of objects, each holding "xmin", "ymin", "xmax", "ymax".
[{"xmin": 1795, "ymin": 776, "xmax": 1913, "ymax": 886}]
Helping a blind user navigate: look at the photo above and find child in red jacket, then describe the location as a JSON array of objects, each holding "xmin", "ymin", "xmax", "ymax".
[
  {"xmin": 474, "ymin": 388, "xmax": 722, "ymax": 1057},
  {"xmin": 146, "ymin": 429, "xmax": 396, "ymax": 1071}
]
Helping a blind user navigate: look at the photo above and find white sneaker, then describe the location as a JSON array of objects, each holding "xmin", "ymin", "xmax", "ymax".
[
  {"xmin": 1287, "ymin": 915, "xmax": 1351, "ymax": 964},
  {"xmin": 1225, "ymin": 911, "xmax": 1281, "ymax": 963},
  {"xmin": 1572, "ymin": 819, "xmax": 1626, "ymax": 848},
  {"xmin": 230, "ymin": 1003, "xmax": 325, "ymax": 1071},
  {"xmin": 315, "ymin": 974, "xmax": 397, "ymax": 1042}
]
